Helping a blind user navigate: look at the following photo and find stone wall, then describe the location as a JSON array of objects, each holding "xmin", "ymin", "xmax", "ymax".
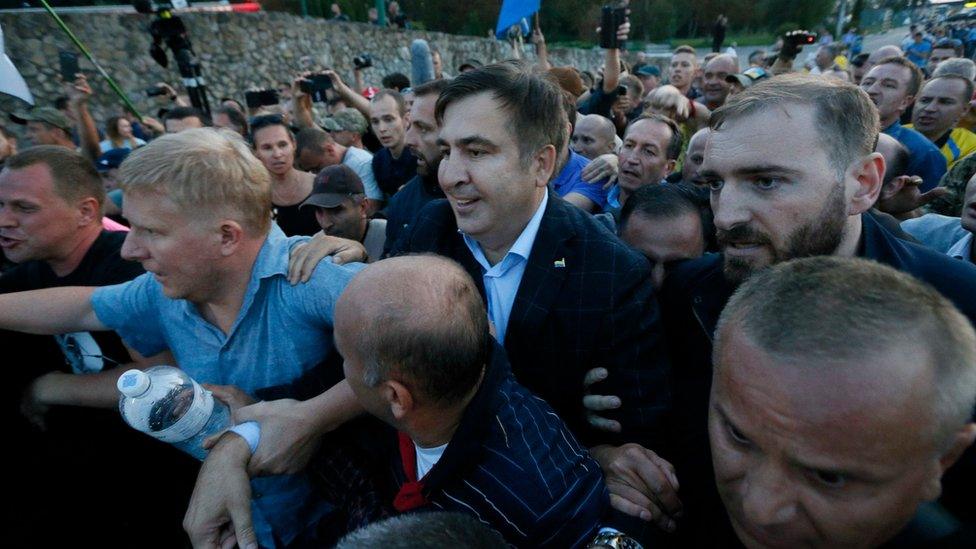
[{"xmin": 1, "ymin": 11, "xmax": 610, "ymax": 124}]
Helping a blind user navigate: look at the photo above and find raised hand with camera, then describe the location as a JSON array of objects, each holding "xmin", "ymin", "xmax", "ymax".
[
  {"xmin": 578, "ymin": 1, "xmax": 631, "ymax": 119},
  {"xmin": 322, "ymin": 68, "xmax": 371, "ymax": 118},
  {"xmin": 770, "ymin": 30, "xmax": 816, "ymax": 74},
  {"xmin": 291, "ymin": 71, "xmax": 316, "ymax": 130}
]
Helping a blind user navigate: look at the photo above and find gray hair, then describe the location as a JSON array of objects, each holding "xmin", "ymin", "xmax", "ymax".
[{"xmin": 715, "ymin": 256, "xmax": 976, "ymax": 449}]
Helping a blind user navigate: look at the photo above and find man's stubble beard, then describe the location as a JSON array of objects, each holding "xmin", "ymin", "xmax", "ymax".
[{"xmin": 722, "ymin": 182, "xmax": 848, "ymax": 285}]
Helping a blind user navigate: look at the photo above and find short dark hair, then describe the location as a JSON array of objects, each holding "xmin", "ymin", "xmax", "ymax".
[
  {"xmin": 295, "ymin": 127, "xmax": 334, "ymax": 155},
  {"xmin": 163, "ymin": 106, "xmax": 209, "ymax": 125},
  {"xmin": 5, "ymin": 145, "xmax": 105, "ymax": 209},
  {"xmin": 619, "ymin": 183, "xmax": 716, "ymax": 250},
  {"xmin": 630, "ymin": 113, "xmax": 684, "ymax": 160},
  {"xmin": 620, "ymin": 183, "xmax": 700, "ymax": 230},
  {"xmin": 712, "ymin": 73, "xmax": 879, "ymax": 178},
  {"xmin": 674, "ymin": 45, "xmax": 697, "ymax": 56},
  {"xmin": 248, "ymin": 114, "xmax": 292, "ymax": 145},
  {"xmin": 435, "ymin": 60, "xmax": 567, "ymax": 165},
  {"xmin": 335, "ymin": 512, "xmax": 506, "ymax": 549},
  {"xmin": 371, "ymin": 89, "xmax": 407, "ymax": 116},
  {"xmin": 411, "ymin": 78, "xmax": 449, "ymax": 99},
  {"xmin": 875, "ymin": 55, "xmax": 925, "ymax": 97},
  {"xmin": 851, "ymin": 52, "xmax": 870, "ymax": 68},
  {"xmin": 214, "ymin": 105, "xmax": 248, "ymax": 136},
  {"xmin": 381, "ymin": 72, "xmax": 411, "ymax": 92},
  {"xmin": 883, "ymin": 138, "xmax": 910, "ymax": 186}
]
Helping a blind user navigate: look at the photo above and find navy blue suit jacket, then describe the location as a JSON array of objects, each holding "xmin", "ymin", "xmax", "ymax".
[{"xmin": 392, "ymin": 193, "xmax": 672, "ymax": 448}]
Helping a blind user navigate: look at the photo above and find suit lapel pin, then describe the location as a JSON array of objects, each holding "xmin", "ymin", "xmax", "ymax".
[{"xmin": 553, "ymin": 257, "xmax": 566, "ymax": 268}]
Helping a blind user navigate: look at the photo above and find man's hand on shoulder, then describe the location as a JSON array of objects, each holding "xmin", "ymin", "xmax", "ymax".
[{"xmin": 288, "ymin": 233, "xmax": 367, "ymax": 285}]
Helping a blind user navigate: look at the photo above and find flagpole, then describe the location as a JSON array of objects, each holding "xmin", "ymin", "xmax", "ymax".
[{"xmin": 38, "ymin": 0, "xmax": 143, "ymax": 119}]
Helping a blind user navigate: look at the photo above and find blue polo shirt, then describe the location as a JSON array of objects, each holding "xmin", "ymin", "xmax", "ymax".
[
  {"xmin": 551, "ymin": 150, "xmax": 610, "ymax": 209},
  {"xmin": 884, "ymin": 121, "xmax": 947, "ymax": 193},
  {"xmin": 461, "ymin": 192, "xmax": 548, "ymax": 343},
  {"xmin": 91, "ymin": 224, "xmax": 364, "ymax": 548}
]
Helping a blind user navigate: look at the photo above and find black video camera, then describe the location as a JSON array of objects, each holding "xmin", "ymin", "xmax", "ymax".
[
  {"xmin": 299, "ymin": 74, "xmax": 333, "ymax": 103},
  {"xmin": 780, "ymin": 30, "xmax": 817, "ymax": 60},
  {"xmin": 353, "ymin": 54, "xmax": 373, "ymax": 70}
]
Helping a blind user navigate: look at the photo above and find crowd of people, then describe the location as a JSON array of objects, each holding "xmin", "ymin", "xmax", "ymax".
[{"xmin": 3, "ymin": 7, "xmax": 976, "ymax": 549}]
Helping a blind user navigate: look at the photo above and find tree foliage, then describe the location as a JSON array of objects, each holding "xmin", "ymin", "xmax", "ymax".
[{"xmin": 401, "ymin": 0, "xmax": 836, "ymax": 43}]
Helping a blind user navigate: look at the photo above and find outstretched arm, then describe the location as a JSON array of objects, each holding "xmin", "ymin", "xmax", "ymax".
[{"xmin": 0, "ymin": 287, "xmax": 105, "ymax": 335}]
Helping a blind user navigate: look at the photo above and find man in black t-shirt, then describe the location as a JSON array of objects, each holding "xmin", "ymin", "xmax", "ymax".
[{"xmin": 0, "ymin": 146, "xmax": 197, "ymax": 546}]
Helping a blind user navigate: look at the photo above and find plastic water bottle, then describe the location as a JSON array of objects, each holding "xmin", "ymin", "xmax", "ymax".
[{"xmin": 117, "ymin": 366, "xmax": 231, "ymax": 460}]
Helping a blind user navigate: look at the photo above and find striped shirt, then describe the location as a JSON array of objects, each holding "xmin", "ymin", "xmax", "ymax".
[{"xmin": 390, "ymin": 343, "xmax": 609, "ymax": 547}]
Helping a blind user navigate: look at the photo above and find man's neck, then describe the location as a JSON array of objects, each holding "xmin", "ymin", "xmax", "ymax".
[
  {"xmin": 675, "ymin": 82, "xmax": 691, "ymax": 96},
  {"xmin": 922, "ymin": 127, "xmax": 952, "ymax": 144},
  {"xmin": 881, "ymin": 114, "xmax": 902, "ymax": 130},
  {"xmin": 47, "ymin": 224, "xmax": 103, "ymax": 277},
  {"xmin": 357, "ymin": 217, "xmax": 370, "ymax": 243},
  {"xmin": 834, "ymin": 214, "xmax": 864, "ymax": 259},
  {"xmin": 389, "ymin": 141, "xmax": 406, "ymax": 159},
  {"xmin": 479, "ymin": 190, "xmax": 545, "ymax": 266},
  {"xmin": 405, "ymin": 367, "xmax": 484, "ymax": 448},
  {"xmin": 617, "ymin": 187, "xmax": 631, "ymax": 208},
  {"xmin": 193, "ymin": 237, "xmax": 265, "ymax": 335}
]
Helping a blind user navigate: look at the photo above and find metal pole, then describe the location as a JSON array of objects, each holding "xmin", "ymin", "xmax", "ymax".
[
  {"xmin": 376, "ymin": 0, "xmax": 387, "ymax": 27},
  {"xmin": 836, "ymin": 0, "xmax": 847, "ymax": 42},
  {"xmin": 300, "ymin": 0, "xmax": 308, "ymax": 18},
  {"xmin": 38, "ymin": 0, "xmax": 143, "ymax": 119}
]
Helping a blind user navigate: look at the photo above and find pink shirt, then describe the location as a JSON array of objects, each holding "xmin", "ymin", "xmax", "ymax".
[{"xmin": 101, "ymin": 217, "xmax": 129, "ymax": 232}]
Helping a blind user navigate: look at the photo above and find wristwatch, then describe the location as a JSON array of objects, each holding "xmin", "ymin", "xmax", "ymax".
[{"xmin": 586, "ymin": 531, "xmax": 643, "ymax": 549}]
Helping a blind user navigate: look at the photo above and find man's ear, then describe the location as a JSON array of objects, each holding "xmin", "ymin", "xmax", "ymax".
[
  {"xmin": 531, "ymin": 144, "xmax": 558, "ymax": 189},
  {"xmin": 385, "ymin": 379, "xmax": 415, "ymax": 421},
  {"xmin": 76, "ymin": 197, "xmax": 101, "ymax": 226},
  {"xmin": 940, "ymin": 423, "xmax": 976, "ymax": 473},
  {"xmin": 217, "ymin": 220, "xmax": 245, "ymax": 256},
  {"xmin": 848, "ymin": 152, "xmax": 885, "ymax": 214},
  {"xmin": 879, "ymin": 175, "xmax": 910, "ymax": 202},
  {"xmin": 922, "ymin": 423, "xmax": 976, "ymax": 501},
  {"xmin": 900, "ymin": 93, "xmax": 916, "ymax": 112},
  {"xmin": 665, "ymin": 158, "xmax": 677, "ymax": 177}
]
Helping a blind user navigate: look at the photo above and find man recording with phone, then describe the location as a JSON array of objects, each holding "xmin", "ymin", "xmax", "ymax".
[{"xmin": 577, "ymin": 2, "xmax": 631, "ymax": 121}]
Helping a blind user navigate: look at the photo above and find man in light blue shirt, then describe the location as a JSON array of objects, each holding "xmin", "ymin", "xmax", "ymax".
[
  {"xmin": 462, "ymin": 192, "xmax": 547, "ymax": 342},
  {"xmin": 902, "ymin": 173, "xmax": 975, "ymax": 264},
  {"xmin": 0, "ymin": 129, "xmax": 365, "ymax": 548}
]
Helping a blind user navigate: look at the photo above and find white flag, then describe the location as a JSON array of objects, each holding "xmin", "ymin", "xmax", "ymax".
[{"xmin": 0, "ymin": 23, "xmax": 34, "ymax": 106}]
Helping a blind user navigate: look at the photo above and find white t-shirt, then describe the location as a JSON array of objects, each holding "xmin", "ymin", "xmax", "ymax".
[
  {"xmin": 414, "ymin": 441, "xmax": 448, "ymax": 479},
  {"xmin": 342, "ymin": 146, "xmax": 382, "ymax": 201}
]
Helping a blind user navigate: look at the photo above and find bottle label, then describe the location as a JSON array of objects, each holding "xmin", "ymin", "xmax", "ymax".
[{"xmin": 153, "ymin": 383, "xmax": 215, "ymax": 443}]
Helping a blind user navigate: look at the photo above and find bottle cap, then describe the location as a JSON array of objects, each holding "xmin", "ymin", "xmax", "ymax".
[{"xmin": 117, "ymin": 369, "xmax": 150, "ymax": 397}]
